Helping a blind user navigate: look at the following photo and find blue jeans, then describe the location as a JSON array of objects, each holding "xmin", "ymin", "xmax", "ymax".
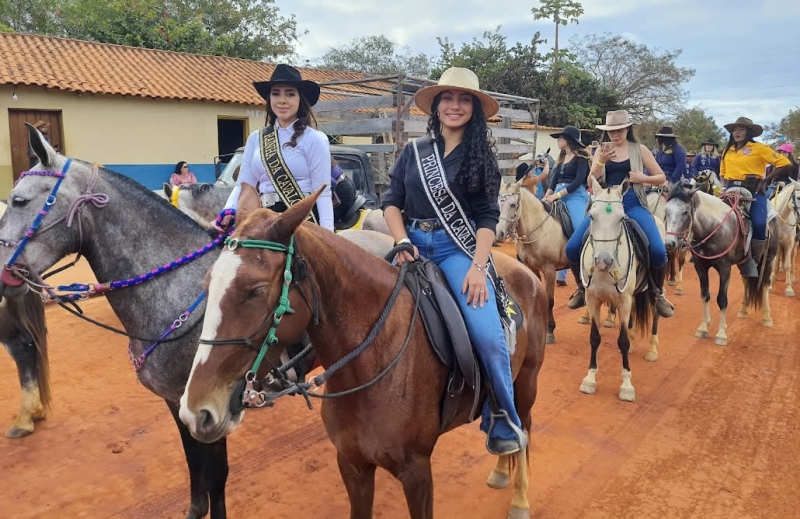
[
  {"xmin": 566, "ymin": 190, "xmax": 668, "ymax": 268},
  {"xmin": 406, "ymin": 223, "xmax": 522, "ymax": 442},
  {"xmin": 556, "ymin": 183, "xmax": 589, "ymax": 282}
]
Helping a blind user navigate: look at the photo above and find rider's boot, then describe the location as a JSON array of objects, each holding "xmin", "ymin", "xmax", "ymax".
[
  {"xmin": 650, "ymin": 264, "xmax": 675, "ymax": 318},
  {"xmin": 567, "ymin": 261, "xmax": 585, "ymax": 309},
  {"xmin": 738, "ymin": 239, "xmax": 765, "ymax": 278}
]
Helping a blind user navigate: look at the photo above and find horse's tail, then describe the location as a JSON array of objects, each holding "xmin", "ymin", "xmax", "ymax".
[
  {"xmin": 742, "ymin": 275, "xmax": 764, "ymax": 311},
  {"xmin": 632, "ymin": 289, "xmax": 653, "ymax": 337},
  {"xmin": 8, "ymin": 290, "xmax": 51, "ymax": 412}
]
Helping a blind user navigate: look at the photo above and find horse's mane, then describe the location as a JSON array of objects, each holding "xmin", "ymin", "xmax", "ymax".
[
  {"xmin": 182, "ymin": 183, "xmax": 218, "ymax": 199},
  {"xmin": 774, "ymin": 182, "xmax": 796, "ymax": 213},
  {"xmin": 667, "ymin": 182, "xmax": 692, "ymax": 204}
]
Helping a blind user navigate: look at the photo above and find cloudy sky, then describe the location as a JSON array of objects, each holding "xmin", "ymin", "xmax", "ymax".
[{"xmin": 280, "ymin": 0, "xmax": 798, "ymax": 131}]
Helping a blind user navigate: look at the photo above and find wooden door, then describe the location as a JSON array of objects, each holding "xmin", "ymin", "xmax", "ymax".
[{"xmin": 8, "ymin": 110, "xmax": 64, "ymax": 181}]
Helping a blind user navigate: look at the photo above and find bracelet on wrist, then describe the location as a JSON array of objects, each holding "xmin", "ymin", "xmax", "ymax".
[
  {"xmin": 473, "ymin": 261, "xmax": 487, "ymax": 272},
  {"xmin": 396, "ymin": 237, "xmax": 411, "ymax": 246},
  {"xmin": 596, "ymin": 161, "xmax": 606, "ymax": 167}
]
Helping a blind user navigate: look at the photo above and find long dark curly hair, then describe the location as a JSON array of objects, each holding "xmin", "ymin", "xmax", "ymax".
[
  {"xmin": 266, "ymin": 89, "xmax": 318, "ymax": 149},
  {"xmin": 427, "ymin": 93, "xmax": 502, "ymax": 200}
]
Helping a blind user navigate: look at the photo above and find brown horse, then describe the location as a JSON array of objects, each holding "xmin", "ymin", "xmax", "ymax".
[{"xmin": 179, "ymin": 189, "xmax": 548, "ymax": 519}]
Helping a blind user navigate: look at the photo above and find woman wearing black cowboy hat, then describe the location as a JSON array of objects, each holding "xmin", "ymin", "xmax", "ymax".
[
  {"xmin": 693, "ymin": 138, "xmax": 721, "ymax": 181},
  {"xmin": 654, "ymin": 126, "xmax": 688, "ymax": 184},
  {"xmin": 218, "ymin": 64, "xmax": 334, "ymax": 231}
]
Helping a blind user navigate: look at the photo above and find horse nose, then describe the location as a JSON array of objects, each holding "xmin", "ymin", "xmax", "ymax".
[
  {"xmin": 179, "ymin": 403, "xmax": 221, "ymax": 440},
  {"xmin": 496, "ymin": 230, "xmax": 506, "ymax": 242},
  {"xmin": 196, "ymin": 409, "xmax": 217, "ymax": 433},
  {"xmin": 665, "ymin": 239, "xmax": 677, "ymax": 252},
  {"xmin": 594, "ymin": 252, "xmax": 614, "ymax": 272}
]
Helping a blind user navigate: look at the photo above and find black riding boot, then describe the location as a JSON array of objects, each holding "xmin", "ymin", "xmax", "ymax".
[
  {"xmin": 738, "ymin": 239, "xmax": 764, "ymax": 278},
  {"xmin": 650, "ymin": 264, "xmax": 674, "ymax": 318},
  {"xmin": 567, "ymin": 261, "xmax": 585, "ymax": 309}
]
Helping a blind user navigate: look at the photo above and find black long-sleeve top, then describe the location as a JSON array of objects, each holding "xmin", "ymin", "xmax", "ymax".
[
  {"xmin": 548, "ymin": 156, "xmax": 590, "ymax": 194},
  {"xmin": 380, "ymin": 139, "xmax": 500, "ymax": 231}
]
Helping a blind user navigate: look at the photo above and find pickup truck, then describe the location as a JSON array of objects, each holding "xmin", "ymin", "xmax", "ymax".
[{"xmin": 214, "ymin": 144, "xmax": 380, "ymax": 209}]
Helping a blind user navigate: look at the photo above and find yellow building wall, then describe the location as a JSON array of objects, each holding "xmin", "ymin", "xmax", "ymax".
[{"xmin": 0, "ymin": 85, "xmax": 265, "ymax": 198}]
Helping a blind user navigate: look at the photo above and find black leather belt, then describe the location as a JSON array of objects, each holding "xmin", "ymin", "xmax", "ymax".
[{"xmin": 407, "ymin": 218, "xmax": 444, "ymax": 232}]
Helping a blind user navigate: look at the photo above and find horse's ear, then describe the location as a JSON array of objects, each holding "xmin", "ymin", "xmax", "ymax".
[
  {"xmin": 163, "ymin": 183, "xmax": 173, "ymax": 199},
  {"xmin": 589, "ymin": 175, "xmax": 602, "ymax": 194},
  {"xmin": 26, "ymin": 123, "xmax": 57, "ymax": 169},
  {"xmin": 620, "ymin": 178, "xmax": 631, "ymax": 196},
  {"xmin": 272, "ymin": 185, "xmax": 325, "ymax": 240}
]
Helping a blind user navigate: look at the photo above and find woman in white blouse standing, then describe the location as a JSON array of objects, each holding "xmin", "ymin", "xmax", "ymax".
[{"xmin": 216, "ymin": 64, "xmax": 334, "ymax": 231}]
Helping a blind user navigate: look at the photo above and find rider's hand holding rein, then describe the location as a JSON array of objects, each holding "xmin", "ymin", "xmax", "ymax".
[{"xmin": 384, "ymin": 206, "xmax": 419, "ymax": 266}]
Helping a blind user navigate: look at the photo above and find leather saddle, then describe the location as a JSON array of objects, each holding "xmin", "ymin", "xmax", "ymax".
[
  {"xmin": 334, "ymin": 195, "xmax": 367, "ymax": 231},
  {"xmin": 581, "ymin": 218, "xmax": 651, "ymax": 294},
  {"xmin": 542, "ymin": 199, "xmax": 573, "ymax": 239},
  {"xmin": 401, "ymin": 259, "xmax": 524, "ymax": 433}
]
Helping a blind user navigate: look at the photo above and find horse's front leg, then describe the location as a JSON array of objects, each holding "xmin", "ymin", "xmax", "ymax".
[
  {"xmin": 695, "ymin": 265, "xmax": 712, "ymax": 339},
  {"xmin": 544, "ymin": 266, "xmax": 556, "ymax": 344},
  {"xmin": 645, "ymin": 312, "xmax": 659, "ymax": 362},
  {"xmin": 580, "ymin": 299, "xmax": 603, "ymax": 395},
  {"xmin": 737, "ymin": 274, "xmax": 750, "ymax": 318},
  {"xmin": 675, "ymin": 250, "xmax": 686, "ymax": 295},
  {"xmin": 167, "ymin": 400, "xmax": 210, "ymax": 519},
  {"xmin": 509, "ymin": 447, "xmax": 531, "ymax": 519},
  {"xmin": 398, "ymin": 454, "xmax": 434, "ymax": 519},
  {"xmin": 784, "ymin": 242, "xmax": 796, "ymax": 297},
  {"xmin": 339, "ymin": 452, "xmax": 378, "ymax": 519},
  {"xmin": 714, "ymin": 263, "xmax": 731, "ymax": 346},
  {"xmin": 616, "ymin": 300, "xmax": 635, "ymax": 402},
  {"xmin": 4, "ymin": 336, "xmax": 45, "ymax": 438}
]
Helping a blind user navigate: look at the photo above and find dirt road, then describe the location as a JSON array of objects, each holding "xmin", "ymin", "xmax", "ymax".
[{"xmin": 1, "ymin": 245, "xmax": 798, "ymax": 518}]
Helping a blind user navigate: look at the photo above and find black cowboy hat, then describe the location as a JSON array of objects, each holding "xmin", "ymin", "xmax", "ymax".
[
  {"xmin": 700, "ymin": 138, "xmax": 719, "ymax": 147},
  {"xmin": 655, "ymin": 126, "xmax": 678, "ymax": 137},
  {"xmin": 549, "ymin": 125, "xmax": 585, "ymax": 146},
  {"xmin": 515, "ymin": 163, "xmax": 532, "ymax": 181},
  {"xmin": 253, "ymin": 64, "xmax": 321, "ymax": 106}
]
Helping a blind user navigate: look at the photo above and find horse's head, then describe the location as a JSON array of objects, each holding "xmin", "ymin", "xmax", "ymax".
[
  {"xmin": 0, "ymin": 124, "xmax": 94, "ymax": 296},
  {"xmin": 164, "ymin": 183, "xmax": 232, "ymax": 229},
  {"xmin": 496, "ymin": 179, "xmax": 522, "ymax": 242},
  {"xmin": 587, "ymin": 176, "xmax": 628, "ymax": 272},
  {"xmin": 664, "ymin": 182, "xmax": 699, "ymax": 252},
  {"xmin": 179, "ymin": 189, "xmax": 323, "ymax": 443}
]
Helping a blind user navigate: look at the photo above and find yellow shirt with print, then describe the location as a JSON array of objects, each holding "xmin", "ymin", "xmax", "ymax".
[{"xmin": 720, "ymin": 142, "xmax": 790, "ymax": 181}]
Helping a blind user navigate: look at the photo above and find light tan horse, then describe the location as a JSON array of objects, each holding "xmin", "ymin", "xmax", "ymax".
[
  {"xmin": 647, "ymin": 187, "xmax": 686, "ymax": 295},
  {"xmin": 579, "ymin": 177, "xmax": 662, "ymax": 402},
  {"xmin": 496, "ymin": 179, "xmax": 568, "ymax": 343},
  {"xmin": 769, "ymin": 180, "xmax": 799, "ymax": 297}
]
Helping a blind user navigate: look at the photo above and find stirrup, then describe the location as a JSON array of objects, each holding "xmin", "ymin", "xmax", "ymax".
[
  {"xmin": 486, "ymin": 409, "xmax": 528, "ymax": 454},
  {"xmin": 567, "ymin": 289, "xmax": 585, "ymax": 309}
]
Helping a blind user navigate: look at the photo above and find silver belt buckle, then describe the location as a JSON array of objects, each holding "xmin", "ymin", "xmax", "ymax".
[
  {"xmin": 418, "ymin": 220, "xmax": 435, "ymax": 232},
  {"xmin": 260, "ymin": 192, "xmax": 281, "ymax": 208}
]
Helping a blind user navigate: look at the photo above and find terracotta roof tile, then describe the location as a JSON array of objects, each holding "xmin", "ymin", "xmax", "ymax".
[{"xmin": 0, "ymin": 33, "xmax": 382, "ymax": 104}]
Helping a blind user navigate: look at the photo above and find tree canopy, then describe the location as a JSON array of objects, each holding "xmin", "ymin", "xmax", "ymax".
[
  {"xmin": 317, "ymin": 35, "xmax": 433, "ymax": 78},
  {"xmin": 636, "ymin": 108, "xmax": 725, "ymax": 152}
]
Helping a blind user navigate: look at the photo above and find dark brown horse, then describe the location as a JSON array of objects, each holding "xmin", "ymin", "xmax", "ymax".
[{"xmin": 179, "ymin": 189, "xmax": 548, "ymax": 519}]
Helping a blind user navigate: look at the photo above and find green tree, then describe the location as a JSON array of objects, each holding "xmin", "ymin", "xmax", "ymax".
[
  {"xmin": 317, "ymin": 35, "xmax": 433, "ymax": 77},
  {"xmin": 636, "ymin": 108, "xmax": 724, "ymax": 152},
  {"xmin": 530, "ymin": 0, "xmax": 583, "ymax": 83},
  {"xmin": 571, "ymin": 33, "xmax": 695, "ymax": 119},
  {"xmin": 0, "ymin": 0, "xmax": 63, "ymax": 35},
  {"xmin": 765, "ymin": 107, "xmax": 800, "ymax": 150}
]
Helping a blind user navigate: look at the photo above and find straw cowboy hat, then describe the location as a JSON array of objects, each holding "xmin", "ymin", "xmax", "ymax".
[
  {"xmin": 253, "ymin": 64, "xmax": 321, "ymax": 106},
  {"xmin": 655, "ymin": 126, "xmax": 678, "ymax": 137},
  {"xmin": 687, "ymin": 150, "xmax": 697, "ymax": 157},
  {"xmin": 723, "ymin": 116, "xmax": 763, "ymax": 138},
  {"xmin": 596, "ymin": 110, "xmax": 634, "ymax": 131},
  {"xmin": 549, "ymin": 125, "xmax": 586, "ymax": 146},
  {"xmin": 414, "ymin": 67, "xmax": 500, "ymax": 119}
]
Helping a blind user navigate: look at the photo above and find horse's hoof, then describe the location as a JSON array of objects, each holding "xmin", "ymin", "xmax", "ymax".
[
  {"xmin": 578, "ymin": 316, "xmax": 590, "ymax": 325},
  {"xmin": 695, "ymin": 330, "xmax": 708, "ymax": 339},
  {"xmin": 603, "ymin": 319, "xmax": 615, "ymax": 328},
  {"xmin": 579, "ymin": 380, "xmax": 596, "ymax": 395},
  {"xmin": 675, "ymin": 288, "xmax": 684, "ymax": 296},
  {"xmin": 185, "ymin": 503, "xmax": 210, "ymax": 519},
  {"xmin": 762, "ymin": 319, "xmax": 774, "ymax": 328},
  {"xmin": 667, "ymin": 280, "xmax": 677, "ymax": 286},
  {"xmin": 546, "ymin": 333, "xmax": 555, "ymax": 345},
  {"xmin": 619, "ymin": 387, "xmax": 636, "ymax": 402},
  {"xmin": 769, "ymin": 286, "xmax": 774, "ymax": 293},
  {"xmin": 737, "ymin": 311, "xmax": 748, "ymax": 318},
  {"xmin": 5, "ymin": 424, "xmax": 34, "ymax": 438},
  {"xmin": 644, "ymin": 351, "xmax": 658, "ymax": 362},
  {"xmin": 714, "ymin": 336, "xmax": 727, "ymax": 346},
  {"xmin": 508, "ymin": 506, "xmax": 531, "ymax": 519},
  {"xmin": 486, "ymin": 470, "xmax": 510, "ymax": 489},
  {"xmin": 786, "ymin": 289, "xmax": 795, "ymax": 298}
]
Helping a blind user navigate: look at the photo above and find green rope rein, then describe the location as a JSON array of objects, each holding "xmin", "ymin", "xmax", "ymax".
[{"xmin": 224, "ymin": 235, "xmax": 296, "ymax": 375}]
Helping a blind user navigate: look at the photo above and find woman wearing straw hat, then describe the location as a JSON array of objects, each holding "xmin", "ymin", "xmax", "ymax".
[
  {"xmin": 654, "ymin": 126, "xmax": 688, "ymax": 185},
  {"xmin": 217, "ymin": 64, "xmax": 334, "ymax": 231},
  {"xmin": 382, "ymin": 67, "xmax": 527, "ymax": 456},
  {"xmin": 564, "ymin": 110, "xmax": 675, "ymax": 318},
  {"xmin": 720, "ymin": 117, "xmax": 792, "ymax": 277}
]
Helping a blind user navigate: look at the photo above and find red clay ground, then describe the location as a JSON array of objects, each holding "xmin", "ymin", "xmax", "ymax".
[{"xmin": 1, "ymin": 246, "xmax": 799, "ymax": 518}]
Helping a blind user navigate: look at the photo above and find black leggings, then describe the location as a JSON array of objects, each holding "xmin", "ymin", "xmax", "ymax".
[{"xmin": 333, "ymin": 176, "xmax": 357, "ymax": 222}]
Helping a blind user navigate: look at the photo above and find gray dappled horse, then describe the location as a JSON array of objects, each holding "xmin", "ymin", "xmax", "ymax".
[
  {"xmin": 0, "ymin": 124, "xmax": 398, "ymax": 518},
  {"xmin": 664, "ymin": 182, "xmax": 778, "ymax": 347}
]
